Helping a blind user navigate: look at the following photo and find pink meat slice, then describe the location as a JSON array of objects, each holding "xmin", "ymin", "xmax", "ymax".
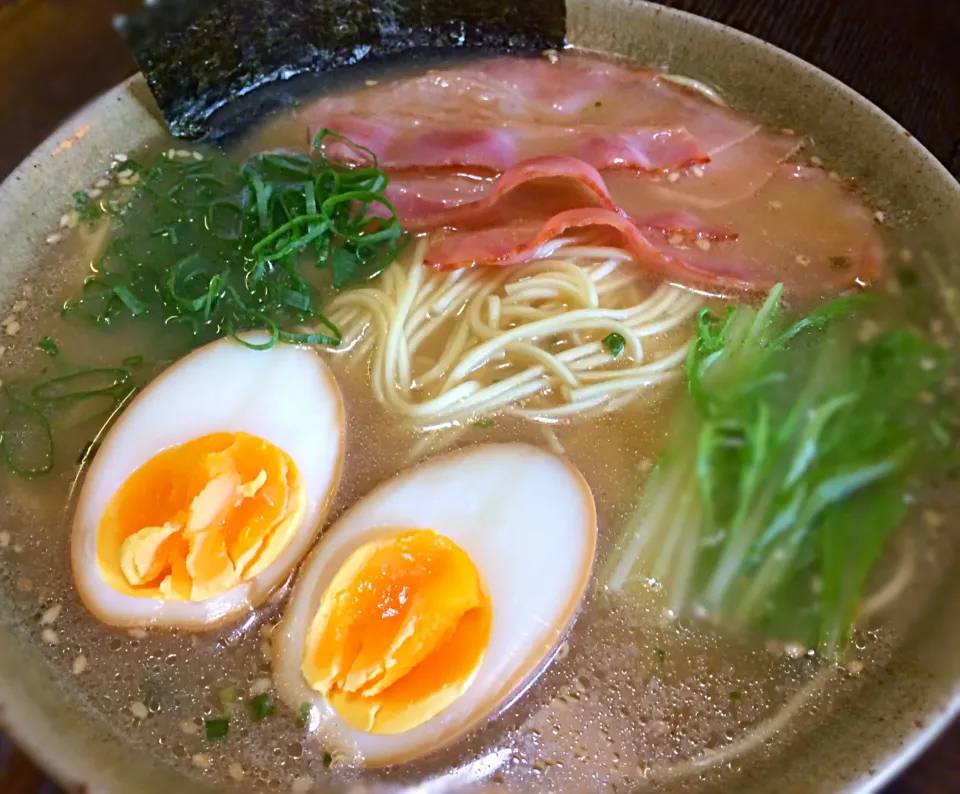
[
  {"xmin": 420, "ymin": 162, "xmax": 882, "ymax": 300},
  {"xmin": 314, "ymin": 113, "xmax": 709, "ymax": 173},
  {"xmin": 304, "ymin": 54, "xmax": 794, "ymax": 194}
]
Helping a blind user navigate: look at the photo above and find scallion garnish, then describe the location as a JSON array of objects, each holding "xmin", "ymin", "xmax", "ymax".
[
  {"xmin": 296, "ymin": 702, "xmax": 312, "ymax": 729},
  {"xmin": 603, "ymin": 332, "xmax": 626, "ymax": 358},
  {"xmin": 249, "ymin": 693, "xmax": 274, "ymax": 721},
  {"xmin": 205, "ymin": 717, "xmax": 230, "ymax": 740},
  {"xmin": 61, "ymin": 129, "xmax": 407, "ymax": 351},
  {"xmin": 37, "ymin": 337, "xmax": 59, "ymax": 358}
]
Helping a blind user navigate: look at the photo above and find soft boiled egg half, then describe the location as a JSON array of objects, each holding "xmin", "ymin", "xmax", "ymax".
[
  {"xmin": 272, "ymin": 443, "xmax": 597, "ymax": 767},
  {"xmin": 71, "ymin": 334, "xmax": 344, "ymax": 630}
]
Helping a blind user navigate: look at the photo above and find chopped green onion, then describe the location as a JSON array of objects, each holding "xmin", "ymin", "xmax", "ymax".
[
  {"xmin": 322, "ymin": 752, "xmax": 333, "ymax": 768},
  {"xmin": 603, "ymin": 332, "xmax": 626, "ymax": 358},
  {"xmin": 205, "ymin": 717, "xmax": 230, "ymax": 741},
  {"xmin": 37, "ymin": 337, "xmax": 59, "ymax": 358},
  {"xmin": 61, "ymin": 134, "xmax": 406, "ymax": 351},
  {"xmin": 31, "ymin": 369, "xmax": 132, "ymax": 403},
  {"xmin": 249, "ymin": 693, "xmax": 274, "ymax": 721},
  {"xmin": 296, "ymin": 702, "xmax": 312, "ymax": 729},
  {"xmin": 473, "ymin": 418, "xmax": 494, "ymax": 429},
  {"xmin": 72, "ymin": 190, "xmax": 102, "ymax": 222}
]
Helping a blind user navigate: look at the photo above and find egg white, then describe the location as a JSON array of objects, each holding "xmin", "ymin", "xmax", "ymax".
[
  {"xmin": 272, "ymin": 442, "xmax": 597, "ymax": 767},
  {"xmin": 71, "ymin": 333, "xmax": 345, "ymax": 630}
]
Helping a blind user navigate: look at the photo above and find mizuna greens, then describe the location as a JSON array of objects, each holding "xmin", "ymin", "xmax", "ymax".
[
  {"xmin": 602, "ymin": 285, "xmax": 955, "ymax": 659},
  {"xmin": 62, "ymin": 130, "xmax": 407, "ymax": 349}
]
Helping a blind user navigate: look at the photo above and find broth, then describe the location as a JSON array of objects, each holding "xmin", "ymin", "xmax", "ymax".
[{"xmin": 0, "ymin": 51, "xmax": 957, "ymax": 793}]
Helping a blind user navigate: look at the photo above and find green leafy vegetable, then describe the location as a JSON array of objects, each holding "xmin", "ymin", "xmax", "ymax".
[
  {"xmin": 205, "ymin": 717, "xmax": 230, "ymax": 740},
  {"xmin": 603, "ymin": 332, "xmax": 626, "ymax": 358},
  {"xmin": 249, "ymin": 693, "xmax": 274, "ymax": 721},
  {"xmin": 37, "ymin": 337, "xmax": 59, "ymax": 358},
  {"xmin": 602, "ymin": 285, "xmax": 954, "ymax": 659},
  {"xmin": 61, "ymin": 131, "xmax": 409, "ymax": 350}
]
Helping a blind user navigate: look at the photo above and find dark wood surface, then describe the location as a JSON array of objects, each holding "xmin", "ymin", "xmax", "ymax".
[{"xmin": 0, "ymin": 0, "xmax": 958, "ymax": 791}]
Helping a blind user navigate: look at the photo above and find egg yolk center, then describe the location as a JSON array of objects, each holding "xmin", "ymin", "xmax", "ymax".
[
  {"xmin": 97, "ymin": 432, "xmax": 306, "ymax": 602},
  {"xmin": 302, "ymin": 529, "xmax": 493, "ymax": 735}
]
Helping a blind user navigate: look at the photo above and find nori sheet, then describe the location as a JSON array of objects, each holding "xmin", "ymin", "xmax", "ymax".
[{"xmin": 116, "ymin": 0, "xmax": 567, "ymax": 140}]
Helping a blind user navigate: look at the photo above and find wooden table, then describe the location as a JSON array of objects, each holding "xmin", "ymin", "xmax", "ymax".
[{"xmin": 0, "ymin": 0, "xmax": 958, "ymax": 791}]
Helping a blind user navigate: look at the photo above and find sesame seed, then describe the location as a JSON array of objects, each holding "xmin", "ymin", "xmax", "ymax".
[
  {"xmin": 227, "ymin": 762, "xmax": 245, "ymax": 781},
  {"xmin": 177, "ymin": 149, "xmax": 192, "ymax": 159},
  {"xmin": 292, "ymin": 777, "xmax": 313, "ymax": 794},
  {"xmin": 768, "ymin": 200, "xmax": 783, "ymax": 211},
  {"xmin": 365, "ymin": 79, "xmax": 379, "ymax": 86},
  {"xmin": 828, "ymin": 171, "xmax": 840, "ymax": 181},
  {"xmin": 72, "ymin": 655, "xmax": 88, "ymax": 675},
  {"xmin": 543, "ymin": 49, "xmax": 559, "ymax": 64},
  {"xmin": 86, "ymin": 188, "xmax": 102, "ymax": 199},
  {"xmin": 846, "ymin": 660, "xmax": 864, "ymax": 675},
  {"xmin": 795, "ymin": 254, "xmax": 811, "ymax": 266},
  {"xmin": 695, "ymin": 238, "xmax": 712, "ymax": 251},
  {"xmin": 191, "ymin": 753, "xmax": 211, "ymax": 769},
  {"xmin": 667, "ymin": 234, "xmax": 685, "ymax": 248},
  {"xmin": 130, "ymin": 701, "xmax": 149, "ymax": 720},
  {"xmin": 249, "ymin": 676, "xmax": 273, "ymax": 696},
  {"xmin": 45, "ymin": 233, "xmax": 62, "ymax": 245},
  {"xmin": 874, "ymin": 210, "xmax": 886, "ymax": 224},
  {"xmin": 115, "ymin": 169, "xmax": 134, "ymax": 179},
  {"xmin": 41, "ymin": 629, "xmax": 59, "ymax": 645},
  {"xmin": 128, "ymin": 628, "xmax": 147, "ymax": 639},
  {"xmin": 667, "ymin": 172, "xmax": 681, "ymax": 183},
  {"xmin": 4, "ymin": 319, "xmax": 21, "ymax": 336},
  {"xmin": 920, "ymin": 357, "xmax": 937, "ymax": 371},
  {"xmin": 692, "ymin": 166, "xmax": 705, "ymax": 178},
  {"xmin": 94, "ymin": 178, "xmax": 111, "ymax": 189},
  {"xmin": 114, "ymin": 153, "xmax": 128, "ymax": 162},
  {"xmin": 192, "ymin": 151, "xmax": 204, "ymax": 161},
  {"xmin": 40, "ymin": 604, "xmax": 62, "ymax": 625},
  {"xmin": 923, "ymin": 508, "xmax": 945, "ymax": 529},
  {"xmin": 59, "ymin": 213, "xmax": 72, "ymax": 228},
  {"xmin": 783, "ymin": 642, "xmax": 806, "ymax": 659},
  {"xmin": 0, "ymin": 531, "xmax": 9, "ymax": 548},
  {"xmin": 180, "ymin": 719, "xmax": 199, "ymax": 736},
  {"xmin": 166, "ymin": 149, "xmax": 177, "ymax": 159},
  {"xmin": 810, "ymin": 156, "xmax": 823, "ymax": 166},
  {"xmin": 781, "ymin": 127, "xmax": 796, "ymax": 136}
]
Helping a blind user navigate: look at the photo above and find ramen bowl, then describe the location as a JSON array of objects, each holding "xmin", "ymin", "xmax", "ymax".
[{"xmin": 0, "ymin": 2, "xmax": 958, "ymax": 793}]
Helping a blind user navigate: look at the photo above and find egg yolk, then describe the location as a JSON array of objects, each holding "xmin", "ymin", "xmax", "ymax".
[
  {"xmin": 97, "ymin": 432, "xmax": 306, "ymax": 602},
  {"xmin": 302, "ymin": 529, "xmax": 492, "ymax": 735}
]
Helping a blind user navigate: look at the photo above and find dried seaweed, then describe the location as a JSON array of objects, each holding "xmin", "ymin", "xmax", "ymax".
[{"xmin": 116, "ymin": 0, "xmax": 567, "ymax": 140}]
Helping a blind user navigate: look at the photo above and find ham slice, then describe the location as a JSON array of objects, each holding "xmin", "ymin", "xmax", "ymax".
[
  {"xmin": 315, "ymin": 114, "xmax": 709, "ymax": 173},
  {"xmin": 418, "ymin": 160, "xmax": 882, "ymax": 299},
  {"xmin": 304, "ymin": 54, "xmax": 793, "ymax": 191}
]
